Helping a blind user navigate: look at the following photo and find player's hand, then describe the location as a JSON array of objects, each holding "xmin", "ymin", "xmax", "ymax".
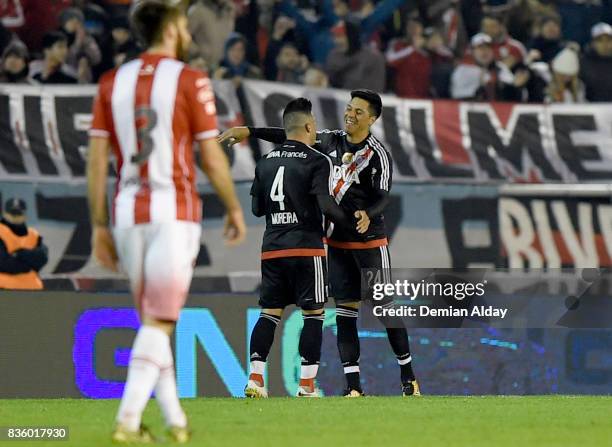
[
  {"xmin": 217, "ymin": 126, "xmax": 250, "ymax": 147},
  {"xmin": 355, "ymin": 210, "xmax": 370, "ymax": 234},
  {"xmin": 224, "ymin": 207, "xmax": 247, "ymax": 246},
  {"xmin": 91, "ymin": 226, "xmax": 118, "ymax": 272}
]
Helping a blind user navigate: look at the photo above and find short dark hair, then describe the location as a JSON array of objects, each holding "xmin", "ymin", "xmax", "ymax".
[
  {"xmin": 283, "ymin": 97, "xmax": 313, "ymax": 132},
  {"xmin": 350, "ymin": 89, "xmax": 382, "ymax": 118},
  {"xmin": 130, "ymin": 0, "xmax": 185, "ymax": 48},
  {"xmin": 41, "ymin": 32, "xmax": 67, "ymax": 51}
]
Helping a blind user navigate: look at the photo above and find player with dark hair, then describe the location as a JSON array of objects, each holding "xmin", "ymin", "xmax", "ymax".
[
  {"xmin": 88, "ymin": 0, "xmax": 246, "ymax": 443},
  {"xmin": 219, "ymin": 89, "xmax": 420, "ymax": 397},
  {"xmin": 245, "ymin": 97, "xmax": 370, "ymax": 398}
]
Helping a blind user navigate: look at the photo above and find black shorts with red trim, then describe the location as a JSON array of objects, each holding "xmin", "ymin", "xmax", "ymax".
[
  {"xmin": 259, "ymin": 254, "xmax": 327, "ymax": 310},
  {"xmin": 327, "ymin": 238, "xmax": 392, "ymax": 304}
]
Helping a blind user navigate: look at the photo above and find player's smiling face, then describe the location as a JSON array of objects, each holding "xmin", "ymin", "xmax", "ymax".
[{"xmin": 344, "ymin": 98, "xmax": 375, "ymax": 136}]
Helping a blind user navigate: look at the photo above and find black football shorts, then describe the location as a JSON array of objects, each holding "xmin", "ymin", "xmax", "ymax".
[
  {"xmin": 328, "ymin": 245, "xmax": 392, "ymax": 304},
  {"xmin": 259, "ymin": 256, "xmax": 327, "ymax": 310}
]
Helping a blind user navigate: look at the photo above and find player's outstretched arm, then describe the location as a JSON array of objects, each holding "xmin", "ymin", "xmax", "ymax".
[
  {"xmin": 87, "ymin": 137, "xmax": 118, "ymax": 271},
  {"xmin": 199, "ymin": 138, "xmax": 247, "ymax": 246},
  {"xmin": 216, "ymin": 126, "xmax": 287, "ymax": 146}
]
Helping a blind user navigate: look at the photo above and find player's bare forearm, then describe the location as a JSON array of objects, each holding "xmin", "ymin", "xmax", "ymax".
[
  {"xmin": 87, "ymin": 137, "xmax": 110, "ymax": 227},
  {"xmin": 199, "ymin": 139, "xmax": 241, "ymax": 212}
]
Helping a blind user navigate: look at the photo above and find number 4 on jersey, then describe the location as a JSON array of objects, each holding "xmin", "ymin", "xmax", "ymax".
[{"xmin": 270, "ymin": 166, "xmax": 286, "ymax": 211}]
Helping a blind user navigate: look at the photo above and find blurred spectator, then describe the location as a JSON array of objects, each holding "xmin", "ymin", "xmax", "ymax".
[
  {"xmin": 277, "ymin": 0, "xmax": 337, "ymax": 65},
  {"xmin": 451, "ymin": 32, "xmax": 522, "ymax": 101},
  {"xmin": 303, "ymin": 65, "xmax": 329, "ymax": 88},
  {"xmin": 30, "ymin": 31, "xmax": 77, "ymax": 84},
  {"xmin": 109, "ymin": 15, "xmax": 140, "ymax": 67},
  {"xmin": 557, "ymin": 0, "xmax": 609, "ymax": 46},
  {"xmin": 59, "ymin": 7, "xmax": 102, "ymax": 83},
  {"xmin": 278, "ymin": 0, "xmax": 405, "ymax": 65},
  {"xmin": 533, "ymin": 47, "xmax": 585, "ymax": 103},
  {"xmin": 214, "ymin": 33, "xmax": 262, "ymax": 86},
  {"xmin": 581, "ymin": 23, "xmax": 612, "ymax": 102},
  {"xmin": 263, "ymin": 15, "xmax": 298, "ymax": 81},
  {"xmin": 481, "ymin": 14, "xmax": 526, "ymax": 68},
  {"xmin": 386, "ymin": 24, "xmax": 454, "ymax": 99},
  {"xmin": 188, "ymin": 0, "xmax": 236, "ymax": 70},
  {"xmin": 0, "ymin": 40, "xmax": 33, "ymax": 84},
  {"xmin": 0, "ymin": 198, "xmax": 48, "ymax": 291},
  {"xmin": 325, "ymin": 19, "xmax": 386, "ymax": 92},
  {"xmin": 0, "ymin": 22, "xmax": 13, "ymax": 57},
  {"xmin": 275, "ymin": 42, "xmax": 309, "ymax": 84},
  {"xmin": 1, "ymin": 0, "xmax": 72, "ymax": 53},
  {"xmin": 529, "ymin": 16, "xmax": 565, "ymax": 63}
]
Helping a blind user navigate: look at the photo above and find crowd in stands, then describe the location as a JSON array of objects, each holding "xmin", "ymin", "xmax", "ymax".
[{"xmin": 1, "ymin": 0, "xmax": 612, "ymax": 103}]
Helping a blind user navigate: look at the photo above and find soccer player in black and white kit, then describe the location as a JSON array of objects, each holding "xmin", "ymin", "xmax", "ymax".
[
  {"xmin": 219, "ymin": 90, "xmax": 420, "ymax": 397},
  {"xmin": 244, "ymin": 97, "xmax": 370, "ymax": 398}
]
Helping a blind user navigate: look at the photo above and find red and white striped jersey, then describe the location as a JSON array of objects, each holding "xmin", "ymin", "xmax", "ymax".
[{"xmin": 89, "ymin": 53, "xmax": 218, "ymax": 228}]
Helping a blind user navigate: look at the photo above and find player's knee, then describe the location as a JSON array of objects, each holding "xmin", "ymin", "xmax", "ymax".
[
  {"xmin": 338, "ymin": 301, "xmax": 360, "ymax": 310},
  {"xmin": 261, "ymin": 308, "xmax": 283, "ymax": 317},
  {"xmin": 142, "ymin": 316, "xmax": 175, "ymax": 335},
  {"xmin": 302, "ymin": 309, "xmax": 324, "ymax": 317}
]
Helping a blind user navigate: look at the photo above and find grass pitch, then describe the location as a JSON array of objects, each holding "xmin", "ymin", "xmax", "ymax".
[{"xmin": 0, "ymin": 396, "xmax": 611, "ymax": 446}]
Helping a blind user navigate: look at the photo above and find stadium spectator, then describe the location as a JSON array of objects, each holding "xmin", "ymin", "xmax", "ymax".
[
  {"xmin": 386, "ymin": 24, "xmax": 454, "ymax": 99},
  {"xmin": 108, "ymin": 15, "xmax": 140, "ymax": 68},
  {"xmin": 325, "ymin": 20, "xmax": 386, "ymax": 92},
  {"xmin": 333, "ymin": 0, "xmax": 408, "ymax": 50},
  {"xmin": 0, "ymin": 40, "xmax": 33, "ymax": 84},
  {"xmin": 451, "ymin": 32, "xmax": 522, "ymax": 101},
  {"xmin": 213, "ymin": 33, "xmax": 262, "ymax": 86},
  {"xmin": 1, "ymin": 0, "xmax": 72, "ymax": 53},
  {"xmin": 529, "ymin": 16, "xmax": 565, "ymax": 63},
  {"xmin": 534, "ymin": 46, "xmax": 585, "ymax": 103},
  {"xmin": 557, "ymin": 0, "xmax": 610, "ymax": 46},
  {"xmin": 580, "ymin": 22, "xmax": 612, "ymax": 102},
  {"xmin": 276, "ymin": 0, "xmax": 337, "ymax": 65},
  {"xmin": 278, "ymin": 0, "xmax": 405, "ymax": 65},
  {"xmin": 29, "ymin": 32, "xmax": 77, "ymax": 84},
  {"xmin": 0, "ymin": 198, "xmax": 48, "ymax": 290},
  {"xmin": 480, "ymin": 14, "xmax": 526, "ymax": 68},
  {"xmin": 263, "ymin": 15, "xmax": 298, "ymax": 81},
  {"xmin": 0, "ymin": 22, "xmax": 13, "ymax": 57},
  {"xmin": 303, "ymin": 65, "xmax": 329, "ymax": 88},
  {"xmin": 275, "ymin": 42, "xmax": 309, "ymax": 84},
  {"xmin": 58, "ymin": 8, "xmax": 102, "ymax": 84},
  {"xmin": 188, "ymin": 0, "xmax": 235, "ymax": 70}
]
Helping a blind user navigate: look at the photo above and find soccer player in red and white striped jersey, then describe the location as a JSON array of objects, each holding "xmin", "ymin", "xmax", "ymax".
[{"xmin": 86, "ymin": 1, "xmax": 246, "ymax": 443}]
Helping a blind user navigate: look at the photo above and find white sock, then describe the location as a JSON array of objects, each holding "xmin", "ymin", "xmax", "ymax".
[
  {"xmin": 249, "ymin": 360, "xmax": 266, "ymax": 376},
  {"xmin": 300, "ymin": 364, "xmax": 319, "ymax": 380},
  {"xmin": 116, "ymin": 325, "xmax": 167, "ymax": 431},
  {"xmin": 154, "ymin": 346, "xmax": 187, "ymax": 428}
]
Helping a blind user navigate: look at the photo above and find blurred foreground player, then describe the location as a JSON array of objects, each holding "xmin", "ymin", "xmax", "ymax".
[
  {"xmin": 219, "ymin": 90, "xmax": 419, "ymax": 397},
  {"xmin": 246, "ymin": 98, "xmax": 369, "ymax": 398},
  {"xmin": 87, "ymin": 1, "xmax": 246, "ymax": 443}
]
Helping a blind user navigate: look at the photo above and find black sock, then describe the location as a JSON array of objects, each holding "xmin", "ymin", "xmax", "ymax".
[
  {"xmin": 336, "ymin": 306, "xmax": 361, "ymax": 390},
  {"xmin": 299, "ymin": 312, "xmax": 324, "ymax": 366},
  {"xmin": 385, "ymin": 327, "xmax": 415, "ymax": 383},
  {"xmin": 249, "ymin": 312, "xmax": 281, "ymax": 363}
]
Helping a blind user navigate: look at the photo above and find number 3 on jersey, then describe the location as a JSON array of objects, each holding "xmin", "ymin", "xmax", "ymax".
[
  {"xmin": 131, "ymin": 106, "xmax": 158, "ymax": 165},
  {"xmin": 270, "ymin": 166, "xmax": 286, "ymax": 211}
]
